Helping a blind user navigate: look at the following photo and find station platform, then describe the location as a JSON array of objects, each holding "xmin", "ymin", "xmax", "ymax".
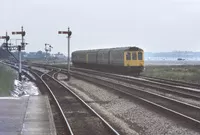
[{"xmin": 0, "ymin": 96, "xmax": 56, "ymax": 135}]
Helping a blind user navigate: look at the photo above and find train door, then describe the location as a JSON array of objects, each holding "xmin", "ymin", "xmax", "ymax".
[
  {"xmin": 137, "ymin": 51, "xmax": 144, "ymax": 66},
  {"xmin": 124, "ymin": 51, "xmax": 132, "ymax": 66},
  {"xmin": 132, "ymin": 51, "xmax": 137, "ymax": 65}
]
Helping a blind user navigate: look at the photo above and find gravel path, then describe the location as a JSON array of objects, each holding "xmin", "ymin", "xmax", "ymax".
[{"xmin": 57, "ymin": 73, "xmax": 200, "ymax": 135}]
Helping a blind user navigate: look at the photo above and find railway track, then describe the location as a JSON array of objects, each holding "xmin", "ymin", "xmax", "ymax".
[
  {"xmin": 30, "ymin": 65, "xmax": 200, "ymax": 128},
  {"xmin": 35, "ymin": 65, "xmax": 200, "ymax": 104},
  {"xmin": 60, "ymin": 69, "xmax": 200, "ymax": 128},
  {"xmin": 31, "ymin": 65, "xmax": 200, "ymax": 101},
  {"xmin": 140, "ymin": 75, "xmax": 200, "ymax": 89},
  {"xmin": 58, "ymin": 65, "xmax": 200, "ymax": 89},
  {"xmin": 30, "ymin": 69, "xmax": 70, "ymax": 135},
  {"xmin": 69, "ymin": 67, "xmax": 200, "ymax": 100},
  {"xmin": 33, "ymin": 68, "xmax": 120, "ymax": 135}
]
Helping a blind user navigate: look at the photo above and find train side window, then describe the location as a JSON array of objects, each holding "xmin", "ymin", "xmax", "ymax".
[
  {"xmin": 138, "ymin": 52, "xmax": 143, "ymax": 60},
  {"xmin": 126, "ymin": 52, "xmax": 131, "ymax": 60},
  {"xmin": 132, "ymin": 52, "xmax": 137, "ymax": 60}
]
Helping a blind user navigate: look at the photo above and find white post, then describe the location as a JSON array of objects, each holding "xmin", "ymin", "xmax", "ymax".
[
  {"xmin": 18, "ymin": 45, "xmax": 22, "ymax": 81},
  {"xmin": 67, "ymin": 27, "xmax": 70, "ymax": 72},
  {"xmin": 18, "ymin": 26, "xmax": 24, "ymax": 81}
]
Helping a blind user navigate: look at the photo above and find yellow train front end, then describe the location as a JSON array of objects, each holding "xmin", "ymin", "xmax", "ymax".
[{"xmin": 124, "ymin": 50, "xmax": 144, "ymax": 74}]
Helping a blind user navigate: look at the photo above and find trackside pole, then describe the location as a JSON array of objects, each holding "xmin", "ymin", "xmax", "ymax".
[
  {"xmin": 12, "ymin": 26, "xmax": 26, "ymax": 81},
  {"xmin": 67, "ymin": 27, "xmax": 70, "ymax": 73},
  {"xmin": 58, "ymin": 27, "xmax": 72, "ymax": 80},
  {"xmin": 44, "ymin": 44, "xmax": 53, "ymax": 64},
  {"xmin": 0, "ymin": 32, "xmax": 10, "ymax": 50},
  {"xmin": 18, "ymin": 45, "xmax": 22, "ymax": 81}
]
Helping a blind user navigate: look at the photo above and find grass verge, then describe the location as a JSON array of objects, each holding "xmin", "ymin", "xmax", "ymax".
[
  {"xmin": 0, "ymin": 64, "xmax": 17, "ymax": 96},
  {"xmin": 142, "ymin": 65, "xmax": 200, "ymax": 84}
]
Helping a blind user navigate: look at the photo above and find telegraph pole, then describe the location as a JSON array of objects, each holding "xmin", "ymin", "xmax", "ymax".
[
  {"xmin": 12, "ymin": 26, "xmax": 26, "ymax": 81},
  {"xmin": 58, "ymin": 27, "xmax": 72, "ymax": 73}
]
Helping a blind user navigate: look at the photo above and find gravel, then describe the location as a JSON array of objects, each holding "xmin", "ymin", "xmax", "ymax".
[
  {"xmin": 76, "ymin": 71, "xmax": 200, "ymax": 107},
  {"xmin": 57, "ymin": 73, "xmax": 200, "ymax": 135},
  {"xmin": 100, "ymin": 75, "xmax": 200, "ymax": 108},
  {"xmin": 31, "ymin": 66, "xmax": 49, "ymax": 73}
]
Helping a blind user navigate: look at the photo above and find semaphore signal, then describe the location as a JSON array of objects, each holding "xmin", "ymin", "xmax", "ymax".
[
  {"xmin": 0, "ymin": 32, "xmax": 10, "ymax": 50},
  {"xmin": 11, "ymin": 26, "xmax": 26, "ymax": 81},
  {"xmin": 58, "ymin": 31, "xmax": 72, "ymax": 36},
  {"xmin": 58, "ymin": 27, "xmax": 72, "ymax": 81},
  {"xmin": 12, "ymin": 31, "xmax": 26, "ymax": 36},
  {"xmin": 0, "ymin": 36, "xmax": 10, "ymax": 41},
  {"xmin": 58, "ymin": 27, "xmax": 72, "ymax": 74}
]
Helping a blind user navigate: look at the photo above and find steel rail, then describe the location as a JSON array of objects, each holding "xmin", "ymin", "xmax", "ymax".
[
  {"xmin": 71, "ymin": 71, "xmax": 200, "ymax": 127},
  {"xmin": 33, "ymin": 65, "xmax": 200, "ymax": 100},
  {"xmin": 40, "ymin": 70, "xmax": 74, "ymax": 135},
  {"xmin": 50, "ymin": 69, "xmax": 120, "ymax": 135},
  {"xmin": 141, "ymin": 75, "xmax": 200, "ymax": 89},
  {"xmin": 30, "ymin": 65, "xmax": 200, "ymax": 100},
  {"xmin": 68, "ymin": 67, "xmax": 200, "ymax": 99},
  {"xmin": 19, "ymin": 63, "xmax": 200, "ymax": 89},
  {"xmin": 27, "ymin": 64, "xmax": 200, "ymax": 128}
]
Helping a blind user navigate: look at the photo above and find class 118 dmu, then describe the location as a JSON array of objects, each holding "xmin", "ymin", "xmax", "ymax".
[{"xmin": 72, "ymin": 46, "xmax": 144, "ymax": 75}]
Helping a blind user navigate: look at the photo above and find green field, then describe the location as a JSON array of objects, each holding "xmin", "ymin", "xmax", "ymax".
[
  {"xmin": 142, "ymin": 65, "xmax": 200, "ymax": 84},
  {"xmin": 0, "ymin": 64, "xmax": 17, "ymax": 96}
]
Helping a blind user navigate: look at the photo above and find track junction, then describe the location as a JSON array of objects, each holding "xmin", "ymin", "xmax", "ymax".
[{"xmin": 4, "ymin": 62, "xmax": 200, "ymax": 134}]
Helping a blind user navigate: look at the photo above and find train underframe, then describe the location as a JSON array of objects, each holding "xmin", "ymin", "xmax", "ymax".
[{"xmin": 73, "ymin": 62, "xmax": 144, "ymax": 76}]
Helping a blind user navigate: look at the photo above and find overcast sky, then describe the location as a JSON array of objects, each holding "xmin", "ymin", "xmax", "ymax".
[{"xmin": 1, "ymin": 0, "xmax": 200, "ymax": 54}]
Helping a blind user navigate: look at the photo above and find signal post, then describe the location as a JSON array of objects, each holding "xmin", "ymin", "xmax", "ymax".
[
  {"xmin": 0, "ymin": 32, "xmax": 10, "ymax": 50},
  {"xmin": 12, "ymin": 26, "xmax": 26, "ymax": 81},
  {"xmin": 45, "ymin": 43, "xmax": 53, "ymax": 64},
  {"xmin": 58, "ymin": 27, "xmax": 72, "ymax": 73},
  {"xmin": 0, "ymin": 33, "xmax": 20, "ymax": 63}
]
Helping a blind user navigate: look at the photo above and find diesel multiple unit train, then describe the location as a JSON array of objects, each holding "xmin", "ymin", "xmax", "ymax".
[{"xmin": 72, "ymin": 46, "xmax": 144, "ymax": 75}]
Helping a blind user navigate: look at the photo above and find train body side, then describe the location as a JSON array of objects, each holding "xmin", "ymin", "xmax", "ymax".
[{"xmin": 72, "ymin": 47, "xmax": 144, "ymax": 74}]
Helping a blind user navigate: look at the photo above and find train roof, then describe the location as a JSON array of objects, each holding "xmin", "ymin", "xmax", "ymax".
[
  {"xmin": 110, "ymin": 46, "xmax": 143, "ymax": 51},
  {"xmin": 72, "ymin": 46, "xmax": 143, "ymax": 54}
]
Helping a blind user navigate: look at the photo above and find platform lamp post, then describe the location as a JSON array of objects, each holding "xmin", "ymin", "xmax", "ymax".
[
  {"xmin": 58, "ymin": 27, "xmax": 72, "ymax": 73},
  {"xmin": 12, "ymin": 26, "xmax": 26, "ymax": 81}
]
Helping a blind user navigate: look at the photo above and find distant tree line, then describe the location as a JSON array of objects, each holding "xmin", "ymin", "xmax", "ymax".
[{"xmin": 0, "ymin": 49, "xmax": 66, "ymax": 61}]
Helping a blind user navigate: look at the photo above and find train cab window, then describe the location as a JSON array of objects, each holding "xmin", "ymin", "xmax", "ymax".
[
  {"xmin": 132, "ymin": 52, "xmax": 137, "ymax": 60},
  {"xmin": 138, "ymin": 52, "xmax": 143, "ymax": 60},
  {"xmin": 126, "ymin": 52, "xmax": 131, "ymax": 60}
]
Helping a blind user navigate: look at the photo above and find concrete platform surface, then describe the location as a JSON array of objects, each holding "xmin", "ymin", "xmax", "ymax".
[{"xmin": 0, "ymin": 96, "xmax": 56, "ymax": 135}]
